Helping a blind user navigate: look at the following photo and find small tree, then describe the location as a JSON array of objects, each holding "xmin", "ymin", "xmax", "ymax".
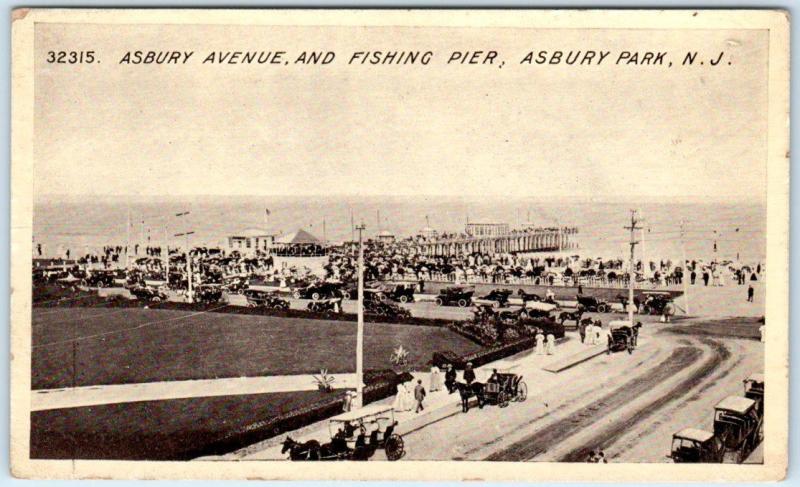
[{"xmin": 312, "ymin": 368, "xmax": 336, "ymax": 392}]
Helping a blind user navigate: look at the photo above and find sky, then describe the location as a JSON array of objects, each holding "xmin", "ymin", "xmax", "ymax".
[{"xmin": 33, "ymin": 23, "xmax": 768, "ymax": 202}]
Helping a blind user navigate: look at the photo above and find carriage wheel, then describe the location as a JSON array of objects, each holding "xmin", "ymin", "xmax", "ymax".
[
  {"xmin": 385, "ymin": 434, "xmax": 405, "ymax": 461},
  {"xmin": 399, "ymin": 295, "xmax": 408, "ymax": 303},
  {"xmin": 517, "ymin": 381, "xmax": 528, "ymax": 402},
  {"xmin": 498, "ymin": 392, "xmax": 509, "ymax": 408}
]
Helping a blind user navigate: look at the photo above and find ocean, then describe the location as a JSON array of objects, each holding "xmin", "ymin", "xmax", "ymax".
[{"xmin": 32, "ymin": 195, "xmax": 766, "ymax": 264}]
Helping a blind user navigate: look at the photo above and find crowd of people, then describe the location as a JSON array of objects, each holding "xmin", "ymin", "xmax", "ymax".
[{"xmin": 34, "ymin": 236, "xmax": 764, "ymax": 296}]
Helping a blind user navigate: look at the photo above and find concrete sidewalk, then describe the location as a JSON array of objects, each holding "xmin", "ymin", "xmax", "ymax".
[
  {"xmin": 31, "ymin": 373, "xmax": 358, "ymax": 411},
  {"xmin": 216, "ymin": 335, "xmax": 599, "ymax": 461}
]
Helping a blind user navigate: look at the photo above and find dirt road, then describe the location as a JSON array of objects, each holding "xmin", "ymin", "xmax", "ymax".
[{"xmin": 398, "ymin": 323, "xmax": 762, "ymax": 462}]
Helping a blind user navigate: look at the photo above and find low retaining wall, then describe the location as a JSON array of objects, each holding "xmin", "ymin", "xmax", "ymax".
[{"xmin": 398, "ymin": 280, "xmax": 683, "ymax": 302}]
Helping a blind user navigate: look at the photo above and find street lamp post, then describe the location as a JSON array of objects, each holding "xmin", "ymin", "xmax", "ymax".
[
  {"xmin": 354, "ymin": 223, "xmax": 366, "ymax": 409},
  {"xmin": 174, "ymin": 230, "xmax": 195, "ymax": 302}
]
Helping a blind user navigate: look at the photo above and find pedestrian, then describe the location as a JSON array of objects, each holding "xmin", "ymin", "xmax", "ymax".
[
  {"xmin": 393, "ymin": 380, "xmax": 413, "ymax": 412},
  {"xmin": 414, "ymin": 379, "xmax": 426, "ymax": 413},
  {"xmin": 703, "ymin": 271, "xmax": 709, "ymax": 286},
  {"xmin": 596, "ymin": 323, "xmax": 604, "ymax": 344},
  {"xmin": 342, "ymin": 390, "xmax": 354, "ymax": 412},
  {"xmin": 597, "ymin": 451, "xmax": 608, "ymax": 463},
  {"xmin": 587, "ymin": 451, "xmax": 598, "ymax": 463},
  {"xmin": 444, "ymin": 363, "xmax": 457, "ymax": 393},
  {"xmin": 535, "ymin": 331, "xmax": 546, "ymax": 354},
  {"xmin": 690, "ymin": 270, "xmax": 696, "ymax": 285},
  {"xmin": 585, "ymin": 322, "xmax": 595, "ymax": 345},
  {"xmin": 546, "ymin": 333, "xmax": 555, "ymax": 355},
  {"xmin": 579, "ymin": 320, "xmax": 587, "ymax": 344},
  {"xmin": 578, "ymin": 284, "xmax": 583, "ymax": 295},
  {"xmin": 463, "ymin": 362, "xmax": 476, "ymax": 384},
  {"xmin": 430, "ymin": 365, "xmax": 441, "ymax": 392},
  {"xmin": 748, "ymin": 285, "xmax": 754, "ymax": 302}
]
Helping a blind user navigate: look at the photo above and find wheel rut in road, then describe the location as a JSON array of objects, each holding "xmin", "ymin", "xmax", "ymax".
[
  {"xmin": 484, "ymin": 345, "xmax": 705, "ymax": 462},
  {"xmin": 557, "ymin": 337, "xmax": 730, "ymax": 462}
]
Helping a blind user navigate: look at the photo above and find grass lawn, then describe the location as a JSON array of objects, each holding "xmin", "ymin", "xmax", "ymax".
[
  {"xmin": 31, "ymin": 389, "xmax": 335, "ymax": 460},
  {"xmin": 33, "ymin": 307, "xmax": 480, "ymax": 389}
]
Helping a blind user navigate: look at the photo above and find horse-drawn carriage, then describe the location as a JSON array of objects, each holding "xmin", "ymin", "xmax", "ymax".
[
  {"xmin": 607, "ymin": 320, "xmax": 641, "ymax": 354},
  {"xmin": 483, "ymin": 371, "xmax": 528, "ymax": 408},
  {"xmin": 669, "ymin": 428, "xmax": 723, "ymax": 463},
  {"xmin": 713, "ymin": 395, "xmax": 763, "ymax": 463},
  {"xmin": 639, "ymin": 291, "xmax": 674, "ymax": 315},
  {"xmin": 282, "ymin": 405, "xmax": 405, "ymax": 461},
  {"xmin": 243, "ymin": 289, "xmax": 290, "ymax": 309}
]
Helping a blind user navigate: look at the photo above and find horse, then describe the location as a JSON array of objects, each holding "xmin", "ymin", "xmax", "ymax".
[
  {"xmin": 454, "ymin": 381, "xmax": 486, "ymax": 412},
  {"xmin": 559, "ymin": 308, "xmax": 584, "ymax": 326},
  {"xmin": 281, "ymin": 436, "xmax": 321, "ymax": 460}
]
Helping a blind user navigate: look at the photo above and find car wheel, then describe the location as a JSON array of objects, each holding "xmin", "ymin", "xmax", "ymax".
[
  {"xmin": 519, "ymin": 310, "xmax": 528, "ymax": 319},
  {"xmin": 237, "ymin": 289, "xmax": 245, "ymax": 295},
  {"xmin": 293, "ymin": 291, "xmax": 301, "ymax": 300},
  {"xmin": 342, "ymin": 291, "xmax": 351, "ymax": 300},
  {"xmin": 435, "ymin": 297, "xmax": 444, "ymax": 306},
  {"xmin": 312, "ymin": 292, "xmax": 321, "ymax": 301},
  {"xmin": 492, "ymin": 301, "xmax": 500, "ymax": 308},
  {"xmin": 597, "ymin": 304, "xmax": 608, "ymax": 313},
  {"xmin": 399, "ymin": 295, "xmax": 408, "ymax": 303},
  {"xmin": 152, "ymin": 296, "xmax": 162, "ymax": 303},
  {"xmin": 458, "ymin": 299, "xmax": 468, "ymax": 308}
]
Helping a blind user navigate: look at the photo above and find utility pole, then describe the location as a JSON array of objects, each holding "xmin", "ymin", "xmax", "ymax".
[
  {"xmin": 125, "ymin": 208, "xmax": 131, "ymax": 270},
  {"xmin": 624, "ymin": 210, "xmax": 640, "ymax": 324},
  {"xmin": 354, "ymin": 223, "xmax": 366, "ymax": 409},
  {"xmin": 163, "ymin": 226, "xmax": 169, "ymax": 282},
  {"xmin": 680, "ymin": 220, "xmax": 691, "ymax": 316},
  {"xmin": 350, "ymin": 208, "xmax": 355, "ymax": 243}
]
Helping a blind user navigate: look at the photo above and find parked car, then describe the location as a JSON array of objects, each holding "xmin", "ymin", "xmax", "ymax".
[
  {"xmin": 244, "ymin": 289, "xmax": 289, "ymax": 309},
  {"xmin": 576, "ymin": 295, "xmax": 610, "ymax": 313},
  {"xmin": 129, "ymin": 285, "xmax": 168, "ymax": 303},
  {"xmin": 193, "ymin": 284, "xmax": 223, "ymax": 304},
  {"xmin": 293, "ymin": 282, "xmax": 343, "ymax": 300},
  {"xmin": 81, "ymin": 271, "xmax": 117, "ymax": 288},
  {"xmin": 434, "ymin": 286, "xmax": 475, "ymax": 307},
  {"xmin": 382, "ymin": 283, "xmax": 415, "ymax": 303},
  {"xmin": 472, "ymin": 289, "xmax": 513, "ymax": 308}
]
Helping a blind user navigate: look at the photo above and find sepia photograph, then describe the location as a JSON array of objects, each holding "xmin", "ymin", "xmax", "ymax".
[{"xmin": 9, "ymin": 8, "xmax": 789, "ymax": 481}]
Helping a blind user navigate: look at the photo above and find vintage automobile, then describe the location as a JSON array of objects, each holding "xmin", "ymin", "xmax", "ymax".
[
  {"xmin": 483, "ymin": 370, "xmax": 528, "ymax": 408},
  {"xmin": 434, "ymin": 286, "xmax": 475, "ymax": 307},
  {"xmin": 129, "ymin": 284, "xmax": 168, "ymax": 303},
  {"xmin": 517, "ymin": 288, "xmax": 542, "ymax": 302},
  {"xmin": 222, "ymin": 276, "xmax": 249, "ymax": 295},
  {"xmin": 243, "ymin": 289, "xmax": 290, "ymax": 309},
  {"xmin": 364, "ymin": 299, "xmax": 411, "ymax": 319},
  {"xmin": 669, "ymin": 428, "xmax": 723, "ymax": 463},
  {"xmin": 743, "ymin": 373, "xmax": 764, "ymax": 416},
  {"xmin": 382, "ymin": 283, "xmax": 416, "ymax": 303},
  {"xmin": 293, "ymin": 282, "xmax": 343, "ymax": 301},
  {"xmin": 193, "ymin": 284, "xmax": 223, "ymax": 304},
  {"xmin": 713, "ymin": 395, "xmax": 763, "ymax": 464},
  {"xmin": 307, "ymin": 297, "xmax": 344, "ymax": 314},
  {"xmin": 639, "ymin": 291, "xmax": 674, "ymax": 315},
  {"xmin": 81, "ymin": 270, "xmax": 117, "ymax": 288},
  {"xmin": 281, "ymin": 405, "xmax": 404, "ymax": 461},
  {"xmin": 576, "ymin": 295, "xmax": 610, "ymax": 313},
  {"xmin": 472, "ymin": 289, "xmax": 513, "ymax": 308},
  {"xmin": 522, "ymin": 300, "xmax": 559, "ymax": 319}
]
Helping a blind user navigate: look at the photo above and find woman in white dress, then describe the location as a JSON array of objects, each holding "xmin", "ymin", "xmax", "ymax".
[
  {"xmin": 429, "ymin": 366, "xmax": 442, "ymax": 392},
  {"xmin": 535, "ymin": 332, "xmax": 546, "ymax": 355},
  {"xmin": 393, "ymin": 381, "xmax": 412, "ymax": 412},
  {"xmin": 546, "ymin": 334, "xmax": 556, "ymax": 355}
]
